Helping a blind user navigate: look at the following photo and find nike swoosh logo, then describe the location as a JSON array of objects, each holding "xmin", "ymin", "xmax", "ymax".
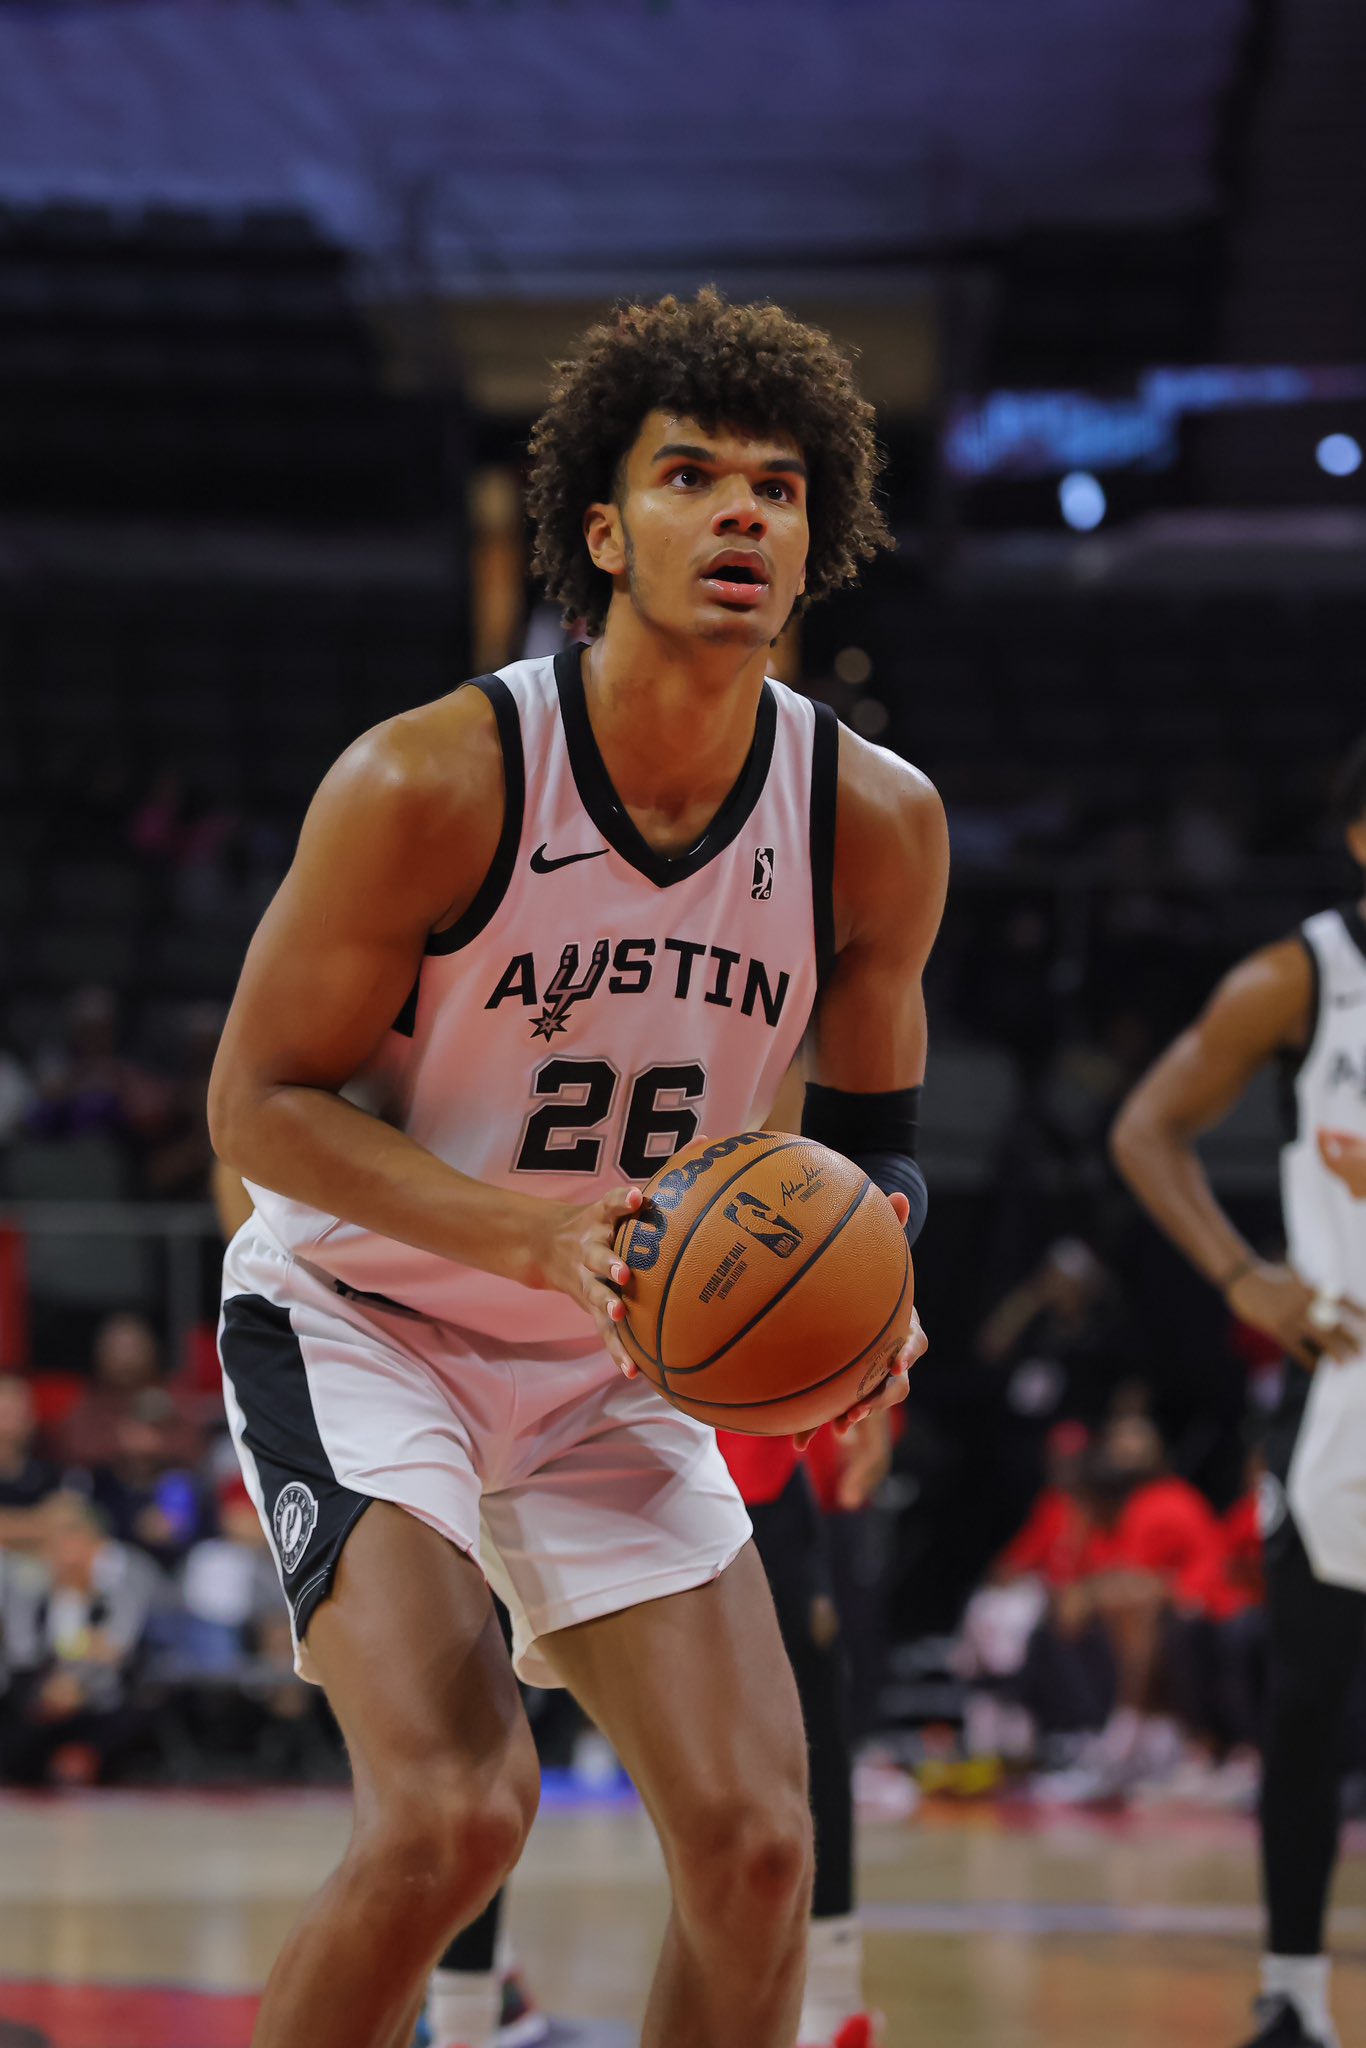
[{"xmin": 529, "ymin": 843, "xmax": 608, "ymax": 874}]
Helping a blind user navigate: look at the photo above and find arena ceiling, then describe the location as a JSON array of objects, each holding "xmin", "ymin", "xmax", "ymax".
[{"xmin": 0, "ymin": 0, "xmax": 1250, "ymax": 297}]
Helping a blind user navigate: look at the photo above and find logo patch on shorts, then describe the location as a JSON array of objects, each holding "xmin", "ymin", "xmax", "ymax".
[{"xmin": 273, "ymin": 1482, "xmax": 319, "ymax": 1575}]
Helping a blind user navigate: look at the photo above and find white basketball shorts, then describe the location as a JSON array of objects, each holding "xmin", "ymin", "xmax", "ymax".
[
  {"xmin": 1286, "ymin": 1348, "xmax": 1366, "ymax": 1592},
  {"xmin": 218, "ymin": 1220, "xmax": 752, "ymax": 1687}
]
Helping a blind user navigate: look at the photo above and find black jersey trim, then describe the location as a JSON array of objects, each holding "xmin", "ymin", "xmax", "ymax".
[
  {"xmin": 552, "ymin": 642, "xmax": 777, "ymax": 889},
  {"xmin": 1341, "ymin": 901, "xmax": 1366, "ymax": 968},
  {"xmin": 425, "ymin": 676, "xmax": 525, "ymax": 957},
  {"xmin": 1276, "ymin": 930, "xmax": 1321, "ymax": 1145},
  {"xmin": 809, "ymin": 701, "xmax": 839, "ymax": 988}
]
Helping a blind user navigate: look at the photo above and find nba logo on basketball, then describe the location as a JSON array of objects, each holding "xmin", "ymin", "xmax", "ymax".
[
  {"xmin": 722, "ymin": 1190, "xmax": 803, "ymax": 1258},
  {"xmin": 751, "ymin": 847, "xmax": 775, "ymax": 899}
]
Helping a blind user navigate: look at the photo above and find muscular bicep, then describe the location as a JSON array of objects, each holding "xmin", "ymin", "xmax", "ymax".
[
  {"xmin": 211, "ymin": 698, "xmax": 500, "ymax": 1113},
  {"xmin": 1117, "ymin": 941, "xmax": 1312, "ymax": 1143},
  {"xmin": 809, "ymin": 741, "xmax": 949, "ymax": 1092}
]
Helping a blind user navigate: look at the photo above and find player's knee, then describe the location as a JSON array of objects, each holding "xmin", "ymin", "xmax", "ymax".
[
  {"xmin": 363, "ymin": 1757, "xmax": 537, "ymax": 1924},
  {"xmin": 671, "ymin": 1786, "xmax": 813, "ymax": 1929}
]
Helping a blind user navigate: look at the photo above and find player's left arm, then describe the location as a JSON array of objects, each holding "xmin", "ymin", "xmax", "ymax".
[{"xmin": 797, "ymin": 730, "xmax": 950, "ymax": 1440}]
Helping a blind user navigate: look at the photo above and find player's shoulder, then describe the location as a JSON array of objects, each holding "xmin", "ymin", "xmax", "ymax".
[
  {"xmin": 1220, "ymin": 931, "xmax": 1315, "ymax": 1005},
  {"xmin": 1202, "ymin": 931, "xmax": 1315, "ymax": 1052},
  {"xmin": 834, "ymin": 720, "xmax": 946, "ymax": 859},
  {"xmin": 322, "ymin": 674, "xmax": 508, "ymax": 830}
]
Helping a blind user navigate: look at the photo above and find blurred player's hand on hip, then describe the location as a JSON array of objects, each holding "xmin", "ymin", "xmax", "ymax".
[
  {"xmin": 526, "ymin": 1183, "xmax": 644, "ymax": 1374},
  {"xmin": 1226, "ymin": 1257, "xmax": 1366, "ymax": 1367},
  {"xmin": 1318, "ymin": 1127, "xmax": 1366, "ymax": 1199}
]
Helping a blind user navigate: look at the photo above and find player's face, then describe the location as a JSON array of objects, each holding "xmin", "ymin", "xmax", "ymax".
[{"xmin": 587, "ymin": 411, "xmax": 809, "ymax": 646}]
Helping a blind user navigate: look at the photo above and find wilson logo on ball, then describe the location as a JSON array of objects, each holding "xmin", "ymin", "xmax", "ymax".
[{"xmin": 622, "ymin": 1132, "xmax": 770, "ymax": 1273}]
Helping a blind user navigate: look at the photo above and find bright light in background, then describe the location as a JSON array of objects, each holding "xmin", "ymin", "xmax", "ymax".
[
  {"xmin": 1316, "ymin": 432, "xmax": 1362, "ymax": 477},
  {"xmin": 1059, "ymin": 471, "xmax": 1106, "ymax": 531}
]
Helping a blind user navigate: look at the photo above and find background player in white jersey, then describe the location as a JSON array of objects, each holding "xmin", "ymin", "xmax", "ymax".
[
  {"xmin": 208, "ymin": 289, "xmax": 946, "ymax": 2048},
  {"xmin": 1111, "ymin": 734, "xmax": 1366, "ymax": 2048}
]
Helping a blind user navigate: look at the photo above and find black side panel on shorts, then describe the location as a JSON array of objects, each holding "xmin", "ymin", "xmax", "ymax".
[
  {"xmin": 425, "ymin": 674, "xmax": 526, "ymax": 956},
  {"xmin": 220, "ymin": 1292, "xmax": 372, "ymax": 1643}
]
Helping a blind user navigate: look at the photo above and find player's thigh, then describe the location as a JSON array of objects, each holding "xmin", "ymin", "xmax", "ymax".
[
  {"xmin": 306, "ymin": 1501, "xmax": 537, "ymax": 1813},
  {"xmin": 538, "ymin": 1541, "xmax": 808, "ymax": 1843}
]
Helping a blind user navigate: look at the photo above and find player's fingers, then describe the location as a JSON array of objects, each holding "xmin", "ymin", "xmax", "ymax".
[
  {"xmin": 832, "ymin": 1403, "xmax": 875, "ymax": 1438},
  {"xmin": 897, "ymin": 1313, "xmax": 929, "ymax": 1370},
  {"xmin": 887, "ymin": 1191, "xmax": 910, "ymax": 1225},
  {"xmin": 600, "ymin": 1184, "xmax": 645, "ymax": 1225},
  {"xmin": 591, "ymin": 1301, "xmax": 636, "ymax": 1376},
  {"xmin": 581, "ymin": 1268, "xmax": 626, "ymax": 1324},
  {"xmin": 581, "ymin": 1242, "xmax": 630, "ymax": 1290},
  {"xmin": 861, "ymin": 1368, "xmax": 912, "ymax": 1421},
  {"xmin": 794, "ymin": 1428, "xmax": 817, "ymax": 1451},
  {"xmin": 1323, "ymin": 1322, "xmax": 1364, "ymax": 1363}
]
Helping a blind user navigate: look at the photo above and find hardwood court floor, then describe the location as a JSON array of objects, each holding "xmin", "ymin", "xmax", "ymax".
[{"xmin": 3, "ymin": 1787, "xmax": 1365, "ymax": 2046}]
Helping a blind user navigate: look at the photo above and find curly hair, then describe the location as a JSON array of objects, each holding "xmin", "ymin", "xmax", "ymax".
[{"xmin": 526, "ymin": 288, "xmax": 892, "ymax": 630}]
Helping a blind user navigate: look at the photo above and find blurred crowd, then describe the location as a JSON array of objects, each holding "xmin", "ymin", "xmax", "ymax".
[{"xmin": 0, "ymin": 1312, "xmax": 330, "ymax": 1790}]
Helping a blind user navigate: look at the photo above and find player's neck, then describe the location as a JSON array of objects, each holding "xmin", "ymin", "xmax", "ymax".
[{"xmin": 581, "ymin": 615, "xmax": 769, "ymax": 813}]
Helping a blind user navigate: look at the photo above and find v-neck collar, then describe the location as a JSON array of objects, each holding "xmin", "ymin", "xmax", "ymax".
[{"xmin": 552, "ymin": 643, "xmax": 777, "ymax": 889}]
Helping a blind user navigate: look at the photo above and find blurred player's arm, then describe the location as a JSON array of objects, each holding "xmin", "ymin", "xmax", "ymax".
[
  {"xmin": 1110, "ymin": 941, "xmax": 1363, "ymax": 1365},
  {"xmin": 207, "ymin": 693, "xmax": 638, "ymax": 1360}
]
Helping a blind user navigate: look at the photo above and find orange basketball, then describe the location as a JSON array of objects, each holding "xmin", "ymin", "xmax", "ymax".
[{"xmin": 613, "ymin": 1130, "xmax": 914, "ymax": 1436}]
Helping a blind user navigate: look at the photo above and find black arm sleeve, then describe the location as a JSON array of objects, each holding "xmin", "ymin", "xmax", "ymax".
[{"xmin": 800, "ymin": 1084, "xmax": 928, "ymax": 1247}]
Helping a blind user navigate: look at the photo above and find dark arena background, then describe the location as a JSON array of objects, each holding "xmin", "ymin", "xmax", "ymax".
[{"xmin": 0, "ymin": 3, "xmax": 1363, "ymax": 2044}]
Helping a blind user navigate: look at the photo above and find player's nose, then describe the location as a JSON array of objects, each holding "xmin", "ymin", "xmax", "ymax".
[{"xmin": 711, "ymin": 482, "xmax": 768, "ymax": 536}]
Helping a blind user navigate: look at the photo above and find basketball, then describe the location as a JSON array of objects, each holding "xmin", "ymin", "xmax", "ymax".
[{"xmin": 614, "ymin": 1131, "xmax": 914, "ymax": 1435}]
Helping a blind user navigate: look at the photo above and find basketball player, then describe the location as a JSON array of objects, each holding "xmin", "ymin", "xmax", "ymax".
[
  {"xmin": 1110, "ymin": 735, "xmax": 1366, "ymax": 2048},
  {"xmin": 208, "ymin": 288, "xmax": 945, "ymax": 2048},
  {"xmin": 216, "ymin": 1155, "xmax": 887, "ymax": 2048}
]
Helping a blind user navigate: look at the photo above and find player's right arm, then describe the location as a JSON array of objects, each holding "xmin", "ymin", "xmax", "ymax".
[
  {"xmin": 207, "ymin": 692, "xmax": 637, "ymax": 1358},
  {"xmin": 1109, "ymin": 940, "xmax": 1361, "ymax": 1365}
]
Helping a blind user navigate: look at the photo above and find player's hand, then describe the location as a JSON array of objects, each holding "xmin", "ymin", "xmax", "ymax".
[
  {"xmin": 796, "ymin": 1307, "xmax": 928, "ymax": 1450},
  {"xmin": 1318, "ymin": 1128, "xmax": 1366, "ymax": 1199},
  {"xmin": 1226, "ymin": 1258, "xmax": 1366, "ymax": 1367},
  {"xmin": 833, "ymin": 1406, "xmax": 893, "ymax": 1510},
  {"xmin": 530, "ymin": 1184, "xmax": 644, "ymax": 1375}
]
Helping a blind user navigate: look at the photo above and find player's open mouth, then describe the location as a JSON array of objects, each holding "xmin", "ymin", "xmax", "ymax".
[{"xmin": 699, "ymin": 555, "xmax": 770, "ymax": 608}]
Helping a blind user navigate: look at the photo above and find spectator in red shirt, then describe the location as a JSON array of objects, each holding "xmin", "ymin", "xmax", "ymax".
[{"xmin": 1033, "ymin": 1413, "xmax": 1233, "ymax": 1801}]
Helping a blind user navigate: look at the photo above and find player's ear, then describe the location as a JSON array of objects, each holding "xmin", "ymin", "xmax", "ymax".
[{"xmin": 584, "ymin": 501, "xmax": 627, "ymax": 578}]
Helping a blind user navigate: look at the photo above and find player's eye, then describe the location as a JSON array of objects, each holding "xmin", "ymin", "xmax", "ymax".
[
  {"xmin": 761, "ymin": 479, "xmax": 795, "ymax": 501},
  {"xmin": 667, "ymin": 467, "xmax": 704, "ymax": 488}
]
